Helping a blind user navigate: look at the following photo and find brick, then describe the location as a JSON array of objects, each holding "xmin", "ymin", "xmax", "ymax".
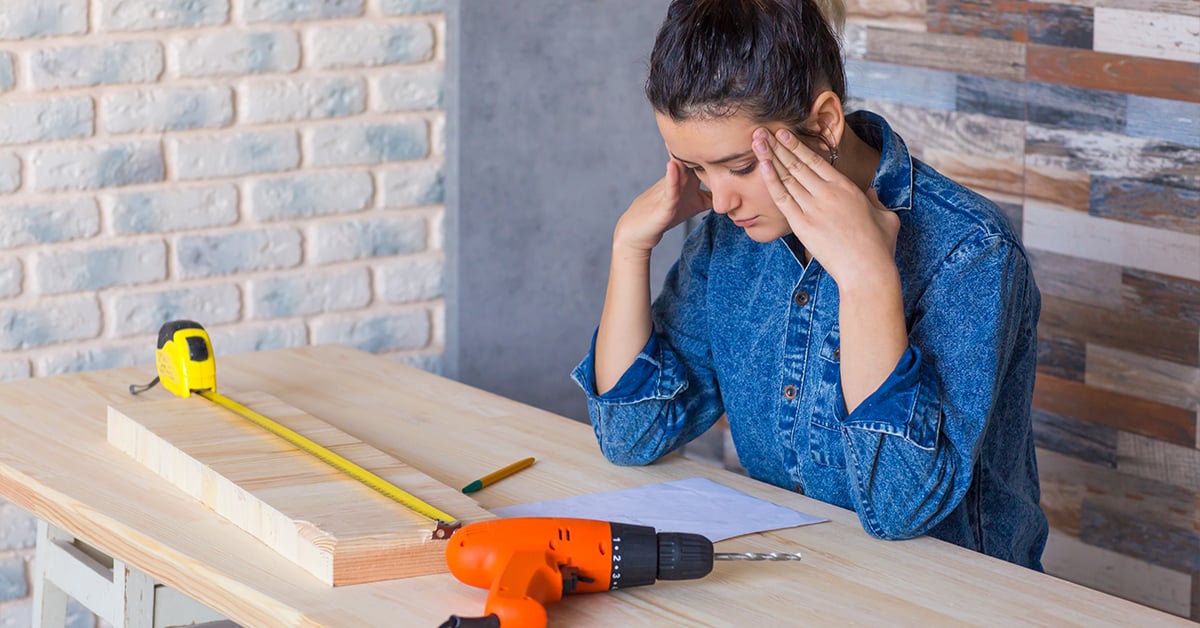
[
  {"xmin": 99, "ymin": 0, "xmax": 229, "ymax": 31},
  {"xmin": 108, "ymin": 284, "xmax": 241, "ymax": 337},
  {"xmin": 0, "ymin": 602, "xmax": 31, "ymax": 628},
  {"xmin": 0, "ymin": 97, "xmax": 92, "ymax": 146},
  {"xmin": 175, "ymin": 227, "xmax": 301, "ymax": 279},
  {"xmin": 0, "ymin": 53, "xmax": 12, "ymax": 91},
  {"xmin": 34, "ymin": 241, "xmax": 167, "ymax": 294},
  {"xmin": 0, "ymin": 557, "xmax": 27, "ymax": 602},
  {"xmin": 172, "ymin": 130, "xmax": 299, "ymax": 180},
  {"xmin": 394, "ymin": 352, "xmax": 443, "ymax": 375},
  {"xmin": 0, "ymin": 296, "xmax": 101, "ymax": 351},
  {"xmin": 374, "ymin": 67, "xmax": 442, "ymax": 112},
  {"xmin": 0, "ymin": 501, "xmax": 34, "ymax": 550},
  {"xmin": 0, "ymin": 257, "xmax": 21, "ymax": 299},
  {"xmin": 173, "ymin": 31, "xmax": 300, "ymax": 77},
  {"xmin": 248, "ymin": 172, "xmax": 372, "ymax": 221},
  {"xmin": 32, "ymin": 142, "xmax": 164, "ymax": 192},
  {"xmin": 307, "ymin": 121, "xmax": 427, "ymax": 167},
  {"xmin": 110, "ymin": 184, "xmax": 238, "ymax": 234},
  {"xmin": 249, "ymin": 268, "xmax": 370, "ymax": 319},
  {"xmin": 0, "ymin": 360, "xmax": 29, "ymax": 381},
  {"xmin": 208, "ymin": 321, "xmax": 308, "ymax": 354},
  {"xmin": 429, "ymin": 211, "xmax": 443, "ymax": 250},
  {"xmin": 102, "ymin": 86, "xmax": 233, "ymax": 134},
  {"xmin": 37, "ymin": 344, "xmax": 150, "ymax": 376},
  {"xmin": 244, "ymin": 0, "xmax": 363, "ymax": 22},
  {"xmin": 381, "ymin": 0, "xmax": 443, "ymax": 15},
  {"xmin": 432, "ymin": 113, "xmax": 444, "ymax": 155},
  {"xmin": 0, "ymin": 199, "xmax": 99, "ymax": 250},
  {"xmin": 31, "ymin": 41, "xmax": 163, "ymax": 89},
  {"xmin": 307, "ymin": 23, "xmax": 434, "ymax": 69},
  {"xmin": 380, "ymin": 162, "xmax": 443, "ymax": 207},
  {"xmin": 310, "ymin": 310, "xmax": 430, "ymax": 352},
  {"xmin": 310, "ymin": 216, "xmax": 426, "ymax": 265},
  {"xmin": 0, "ymin": 153, "xmax": 19, "ymax": 194},
  {"xmin": 239, "ymin": 76, "xmax": 365, "ymax": 123},
  {"xmin": 377, "ymin": 256, "xmax": 442, "ymax": 302},
  {"xmin": 0, "ymin": 0, "xmax": 88, "ymax": 39}
]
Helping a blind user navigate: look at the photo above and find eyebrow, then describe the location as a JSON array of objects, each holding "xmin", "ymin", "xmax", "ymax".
[{"xmin": 671, "ymin": 150, "xmax": 754, "ymax": 165}]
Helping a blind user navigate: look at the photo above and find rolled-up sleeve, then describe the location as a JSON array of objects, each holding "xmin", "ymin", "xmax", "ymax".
[
  {"xmin": 835, "ymin": 235, "xmax": 1033, "ymax": 539},
  {"xmin": 570, "ymin": 217, "xmax": 726, "ymax": 466}
]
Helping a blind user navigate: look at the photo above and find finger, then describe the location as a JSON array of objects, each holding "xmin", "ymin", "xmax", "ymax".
[
  {"xmin": 773, "ymin": 128, "xmax": 837, "ymax": 182},
  {"xmin": 753, "ymin": 135, "xmax": 811, "ymax": 217},
  {"xmin": 753, "ymin": 130, "xmax": 817, "ymax": 210}
]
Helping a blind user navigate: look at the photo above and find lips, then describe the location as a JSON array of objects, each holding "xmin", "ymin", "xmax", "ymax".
[{"xmin": 732, "ymin": 216, "xmax": 758, "ymax": 228}]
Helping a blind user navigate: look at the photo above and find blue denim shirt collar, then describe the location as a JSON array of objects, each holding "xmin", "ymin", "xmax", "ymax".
[{"xmin": 847, "ymin": 110, "xmax": 914, "ymax": 211}]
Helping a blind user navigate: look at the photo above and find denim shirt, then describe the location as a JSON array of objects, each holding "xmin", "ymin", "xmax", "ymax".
[{"xmin": 571, "ymin": 110, "xmax": 1048, "ymax": 570}]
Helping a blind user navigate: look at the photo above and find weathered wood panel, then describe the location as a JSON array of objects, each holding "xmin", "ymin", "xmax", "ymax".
[
  {"xmin": 1125, "ymin": 95, "xmax": 1200, "ymax": 148},
  {"xmin": 1090, "ymin": 177, "xmax": 1200, "ymax": 235},
  {"xmin": 1118, "ymin": 432, "xmax": 1200, "ymax": 493},
  {"xmin": 1037, "ymin": 294, "xmax": 1199, "ymax": 366},
  {"xmin": 955, "ymin": 75, "xmax": 1026, "ymax": 120},
  {"xmin": 1027, "ymin": 248, "xmax": 1124, "ymax": 308},
  {"xmin": 926, "ymin": 1, "xmax": 1029, "ymax": 41},
  {"xmin": 1093, "ymin": 8, "xmax": 1200, "ymax": 63},
  {"xmin": 1085, "ymin": 344, "xmax": 1200, "ymax": 413},
  {"xmin": 1027, "ymin": 45, "xmax": 1200, "ymax": 102},
  {"xmin": 866, "ymin": 28, "xmax": 1026, "ymax": 80},
  {"xmin": 1080, "ymin": 501, "xmax": 1199, "ymax": 573},
  {"xmin": 1025, "ymin": 124, "xmax": 1200, "ymax": 189},
  {"xmin": 1037, "ymin": 335, "xmax": 1088, "ymax": 382},
  {"xmin": 1034, "ymin": 373, "xmax": 1196, "ymax": 447},
  {"xmin": 1122, "ymin": 268, "xmax": 1200, "ymax": 324},
  {"xmin": 1025, "ymin": 2, "xmax": 1095, "ymax": 49},
  {"xmin": 1024, "ymin": 200, "xmax": 1200, "ymax": 283},
  {"xmin": 1023, "ymin": 164, "xmax": 1091, "ymax": 209},
  {"xmin": 1027, "ymin": 82, "xmax": 1127, "ymax": 132},
  {"xmin": 1032, "ymin": 408, "xmax": 1119, "ymax": 467}
]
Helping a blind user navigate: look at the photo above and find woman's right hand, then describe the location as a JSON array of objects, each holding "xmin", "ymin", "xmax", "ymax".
[{"xmin": 612, "ymin": 159, "xmax": 713, "ymax": 256}]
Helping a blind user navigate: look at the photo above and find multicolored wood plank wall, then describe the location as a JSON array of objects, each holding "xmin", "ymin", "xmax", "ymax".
[
  {"xmin": 849, "ymin": 0, "xmax": 1199, "ymax": 618},
  {"xmin": 686, "ymin": 0, "xmax": 1200, "ymax": 620}
]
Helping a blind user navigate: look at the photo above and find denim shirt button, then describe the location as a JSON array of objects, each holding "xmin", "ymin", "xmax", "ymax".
[
  {"xmin": 832, "ymin": 347, "xmax": 840, "ymax": 360},
  {"xmin": 783, "ymin": 384, "xmax": 797, "ymax": 400},
  {"xmin": 793, "ymin": 291, "xmax": 809, "ymax": 306}
]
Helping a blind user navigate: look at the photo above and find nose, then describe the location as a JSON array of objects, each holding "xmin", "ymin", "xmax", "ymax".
[{"xmin": 708, "ymin": 178, "xmax": 741, "ymax": 215}]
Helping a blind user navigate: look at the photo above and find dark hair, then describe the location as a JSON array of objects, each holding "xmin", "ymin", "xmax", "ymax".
[{"xmin": 645, "ymin": 0, "xmax": 846, "ymax": 147}]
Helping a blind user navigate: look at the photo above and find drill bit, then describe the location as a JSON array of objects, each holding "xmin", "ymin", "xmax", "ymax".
[{"xmin": 714, "ymin": 551, "xmax": 803, "ymax": 561}]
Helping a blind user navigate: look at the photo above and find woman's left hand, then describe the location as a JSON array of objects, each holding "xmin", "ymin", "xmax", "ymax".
[{"xmin": 752, "ymin": 127, "xmax": 900, "ymax": 287}]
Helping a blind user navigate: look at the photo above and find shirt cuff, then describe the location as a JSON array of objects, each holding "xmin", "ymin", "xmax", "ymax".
[
  {"xmin": 570, "ymin": 330, "xmax": 688, "ymax": 405},
  {"xmin": 840, "ymin": 345, "xmax": 940, "ymax": 450}
]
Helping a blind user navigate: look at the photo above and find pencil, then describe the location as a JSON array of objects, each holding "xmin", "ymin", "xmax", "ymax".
[{"xmin": 462, "ymin": 457, "xmax": 535, "ymax": 494}]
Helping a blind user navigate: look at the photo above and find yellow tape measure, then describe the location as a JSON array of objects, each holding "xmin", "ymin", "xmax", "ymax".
[{"xmin": 130, "ymin": 320, "xmax": 459, "ymax": 538}]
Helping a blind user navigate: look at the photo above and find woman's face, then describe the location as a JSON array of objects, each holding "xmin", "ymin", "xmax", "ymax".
[{"xmin": 656, "ymin": 112, "xmax": 797, "ymax": 243}]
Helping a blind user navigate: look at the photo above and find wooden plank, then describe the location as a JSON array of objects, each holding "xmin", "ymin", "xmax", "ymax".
[
  {"xmin": 1027, "ymin": 44, "xmax": 1200, "ymax": 102},
  {"xmin": 1038, "ymin": 448, "xmax": 1196, "ymax": 535},
  {"xmin": 1086, "ymin": 344, "xmax": 1200, "ymax": 413},
  {"xmin": 1024, "ymin": 200, "xmax": 1200, "ymax": 283},
  {"xmin": 1039, "ymin": 0, "xmax": 1200, "ymax": 16},
  {"xmin": 1118, "ymin": 432, "xmax": 1200, "ymax": 492},
  {"xmin": 855, "ymin": 98, "xmax": 1026, "ymax": 159},
  {"xmin": 1037, "ymin": 294, "xmax": 1199, "ymax": 366},
  {"xmin": 1126, "ymin": 95, "xmax": 1200, "ymax": 148},
  {"xmin": 1094, "ymin": 8, "xmax": 1200, "ymax": 63},
  {"xmin": 1023, "ymin": 164, "xmax": 1091, "ymax": 210},
  {"xmin": 865, "ymin": 27, "xmax": 1026, "ymax": 80},
  {"xmin": 1027, "ymin": 82, "xmax": 1126, "ymax": 133},
  {"xmin": 1025, "ymin": 124, "xmax": 1200, "ymax": 190},
  {"xmin": 1122, "ymin": 268, "xmax": 1200, "ymax": 325},
  {"xmin": 1042, "ymin": 529, "xmax": 1193, "ymax": 618},
  {"xmin": 1091, "ymin": 177, "xmax": 1200, "ymax": 235},
  {"xmin": 1031, "ymin": 408, "xmax": 1119, "ymax": 467},
  {"xmin": 925, "ymin": 0, "xmax": 1029, "ymax": 41},
  {"xmin": 955, "ymin": 75, "xmax": 1026, "ymax": 120},
  {"xmin": 1027, "ymin": 248, "xmax": 1123, "ymax": 308},
  {"xmin": 1035, "ymin": 370, "xmax": 1197, "ymax": 448},
  {"xmin": 1079, "ymin": 500, "xmax": 1199, "ymax": 573},
  {"xmin": 845, "ymin": 59, "xmax": 958, "ymax": 110},
  {"xmin": 846, "ymin": 0, "xmax": 927, "ymax": 20},
  {"xmin": 1037, "ymin": 335, "xmax": 1087, "ymax": 382},
  {"xmin": 1026, "ymin": 2, "xmax": 1095, "ymax": 48},
  {"xmin": 107, "ymin": 392, "xmax": 494, "ymax": 586}
]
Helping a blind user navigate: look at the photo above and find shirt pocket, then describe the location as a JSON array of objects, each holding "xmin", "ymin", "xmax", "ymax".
[{"xmin": 807, "ymin": 325, "xmax": 846, "ymax": 469}]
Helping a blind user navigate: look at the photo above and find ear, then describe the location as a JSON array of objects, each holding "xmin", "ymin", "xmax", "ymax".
[{"xmin": 807, "ymin": 90, "xmax": 845, "ymax": 153}]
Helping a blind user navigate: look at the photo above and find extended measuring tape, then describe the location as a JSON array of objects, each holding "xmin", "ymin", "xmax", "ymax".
[{"xmin": 129, "ymin": 320, "xmax": 460, "ymax": 539}]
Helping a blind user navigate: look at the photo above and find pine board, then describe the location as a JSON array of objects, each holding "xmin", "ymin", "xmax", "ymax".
[{"xmin": 106, "ymin": 391, "xmax": 493, "ymax": 586}]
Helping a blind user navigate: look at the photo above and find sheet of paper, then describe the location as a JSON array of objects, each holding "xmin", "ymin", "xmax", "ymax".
[{"xmin": 491, "ymin": 477, "xmax": 827, "ymax": 541}]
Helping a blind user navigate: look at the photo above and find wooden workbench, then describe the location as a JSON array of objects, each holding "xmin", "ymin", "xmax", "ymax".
[{"xmin": 0, "ymin": 345, "xmax": 1187, "ymax": 626}]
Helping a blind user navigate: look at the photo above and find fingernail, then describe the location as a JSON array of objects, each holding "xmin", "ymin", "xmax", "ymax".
[
  {"xmin": 753, "ymin": 128, "xmax": 767, "ymax": 140},
  {"xmin": 775, "ymin": 129, "xmax": 790, "ymax": 141},
  {"xmin": 752, "ymin": 139, "xmax": 767, "ymax": 153}
]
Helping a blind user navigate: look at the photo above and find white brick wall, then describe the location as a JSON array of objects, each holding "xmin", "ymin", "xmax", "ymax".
[{"xmin": 0, "ymin": 0, "xmax": 448, "ymax": 621}]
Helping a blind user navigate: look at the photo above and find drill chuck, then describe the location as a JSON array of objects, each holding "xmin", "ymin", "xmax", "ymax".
[{"xmin": 606, "ymin": 523, "xmax": 715, "ymax": 588}]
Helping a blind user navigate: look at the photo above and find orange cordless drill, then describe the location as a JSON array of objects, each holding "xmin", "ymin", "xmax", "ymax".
[{"xmin": 440, "ymin": 517, "xmax": 802, "ymax": 628}]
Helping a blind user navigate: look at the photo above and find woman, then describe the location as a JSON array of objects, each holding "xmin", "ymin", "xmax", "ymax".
[{"xmin": 570, "ymin": 0, "xmax": 1048, "ymax": 570}]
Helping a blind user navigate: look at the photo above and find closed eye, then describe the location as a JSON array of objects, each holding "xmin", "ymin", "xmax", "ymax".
[{"xmin": 731, "ymin": 162, "xmax": 757, "ymax": 176}]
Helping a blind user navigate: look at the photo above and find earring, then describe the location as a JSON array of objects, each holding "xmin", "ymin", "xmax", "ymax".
[{"xmin": 828, "ymin": 146, "xmax": 839, "ymax": 166}]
